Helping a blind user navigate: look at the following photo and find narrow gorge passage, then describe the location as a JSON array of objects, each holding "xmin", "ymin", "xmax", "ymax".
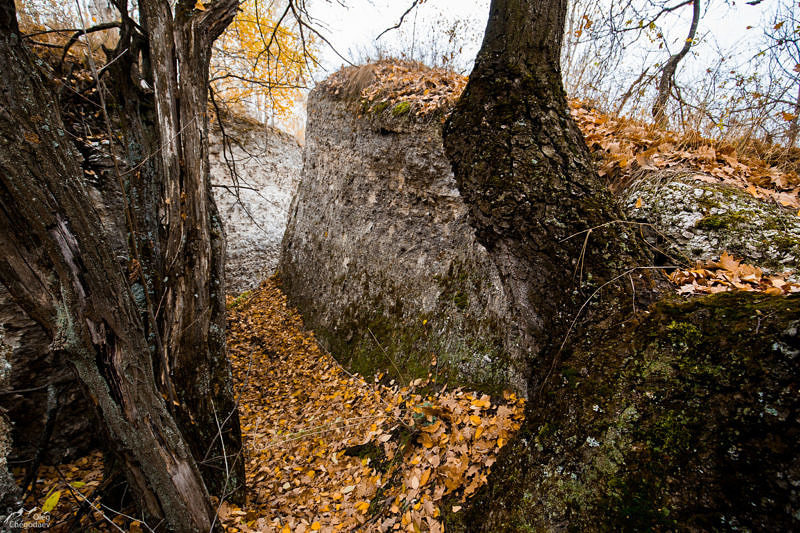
[{"xmin": 15, "ymin": 278, "xmax": 524, "ymax": 532}]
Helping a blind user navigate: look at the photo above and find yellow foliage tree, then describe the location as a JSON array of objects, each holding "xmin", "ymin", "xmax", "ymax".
[{"xmin": 211, "ymin": 0, "xmax": 318, "ymax": 121}]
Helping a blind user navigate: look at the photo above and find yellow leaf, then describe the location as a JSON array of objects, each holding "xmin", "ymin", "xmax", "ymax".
[
  {"xmin": 356, "ymin": 501, "xmax": 370, "ymax": 513},
  {"xmin": 497, "ymin": 436, "xmax": 505, "ymax": 448},
  {"xmin": 474, "ymin": 426, "xmax": 484, "ymax": 440},
  {"xmin": 420, "ymin": 468, "xmax": 431, "ymax": 487},
  {"xmin": 635, "ymin": 197, "xmax": 643, "ymax": 209},
  {"xmin": 469, "ymin": 414, "xmax": 481, "ymax": 425},
  {"xmin": 42, "ymin": 490, "xmax": 61, "ymax": 513},
  {"xmin": 311, "ymin": 522, "xmax": 321, "ymax": 531},
  {"xmin": 194, "ymin": 1, "xmax": 206, "ymax": 11},
  {"xmin": 282, "ymin": 525, "xmax": 291, "ymax": 533}
]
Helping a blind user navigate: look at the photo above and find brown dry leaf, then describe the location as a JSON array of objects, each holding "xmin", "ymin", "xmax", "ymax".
[{"xmin": 668, "ymin": 252, "xmax": 798, "ymax": 296}]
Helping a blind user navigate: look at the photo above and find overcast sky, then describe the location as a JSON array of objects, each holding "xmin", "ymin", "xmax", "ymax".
[
  {"xmin": 305, "ymin": 0, "xmax": 770, "ymax": 80},
  {"xmin": 307, "ymin": 0, "xmax": 490, "ymax": 76}
]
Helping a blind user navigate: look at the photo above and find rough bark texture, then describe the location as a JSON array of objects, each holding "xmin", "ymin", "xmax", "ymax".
[
  {"xmin": 0, "ymin": 8, "xmax": 214, "ymax": 530},
  {"xmin": 0, "ymin": 285, "xmax": 96, "ymax": 465},
  {"xmin": 0, "ymin": 326, "xmax": 22, "ymax": 513},
  {"xmin": 442, "ymin": 0, "xmax": 656, "ymax": 394},
  {"xmin": 138, "ymin": 0, "xmax": 244, "ymax": 500}
]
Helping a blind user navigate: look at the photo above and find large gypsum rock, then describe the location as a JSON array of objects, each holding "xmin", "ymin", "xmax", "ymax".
[
  {"xmin": 279, "ymin": 69, "xmax": 527, "ymax": 394},
  {"xmin": 209, "ymin": 116, "xmax": 302, "ymax": 295},
  {"xmin": 622, "ymin": 169, "xmax": 800, "ymax": 274}
]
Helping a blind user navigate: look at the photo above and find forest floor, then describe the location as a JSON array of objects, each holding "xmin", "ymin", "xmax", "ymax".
[
  {"xmin": 11, "ymin": 63, "xmax": 800, "ymax": 530},
  {"xmin": 16, "ymin": 278, "xmax": 525, "ymax": 533}
]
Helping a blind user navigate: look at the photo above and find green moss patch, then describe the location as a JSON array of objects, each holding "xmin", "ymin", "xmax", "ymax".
[{"xmin": 454, "ymin": 292, "xmax": 800, "ymax": 532}]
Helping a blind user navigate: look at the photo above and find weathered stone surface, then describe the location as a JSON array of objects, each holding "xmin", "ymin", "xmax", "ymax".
[
  {"xmin": 279, "ymin": 86, "xmax": 527, "ymax": 393},
  {"xmin": 622, "ymin": 169, "xmax": 800, "ymax": 275},
  {"xmin": 210, "ymin": 117, "xmax": 302, "ymax": 295}
]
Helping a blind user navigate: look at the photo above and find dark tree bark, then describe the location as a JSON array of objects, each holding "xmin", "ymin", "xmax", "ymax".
[
  {"xmin": 443, "ymin": 0, "xmax": 657, "ymax": 393},
  {"xmin": 137, "ymin": 0, "xmax": 245, "ymax": 500},
  {"xmin": 0, "ymin": 5, "xmax": 214, "ymax": 529},
  {"xmin": 1, "ymin": 0, "xmax": 247, "ymax": 525},
  {"xmin": 652, "ymin": 0, "xmax": 701, "ymax": 126}
]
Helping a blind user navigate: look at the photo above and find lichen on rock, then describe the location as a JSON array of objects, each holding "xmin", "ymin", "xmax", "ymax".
[
  {"xmin": 623, "ymin": 168, "xmax": 800, "ymax": 276},
  {"xmin": 454, "ymin": 292, "xmax": 800, "ymax": 532}
]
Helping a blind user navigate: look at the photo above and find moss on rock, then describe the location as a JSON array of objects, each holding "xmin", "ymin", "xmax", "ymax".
[{"xmin": 453, "ymin": 292, "xmax": 800, "ymax": 532}]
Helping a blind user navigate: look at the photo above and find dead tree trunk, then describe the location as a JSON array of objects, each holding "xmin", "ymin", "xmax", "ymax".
[
  {"xmin": 137, "ymin": 0, "xmax": 245, "ymax": 500},
  {"xmin": 652, "ymin": 0, "xmax": 701, "ymax": 126},
  {"xmin": 0, "ymin": 7, "xmax": 214, "ymax": 530},
  {"xmin": 443, "ymin": 0, "xmax": 657, "ymax": 392}
]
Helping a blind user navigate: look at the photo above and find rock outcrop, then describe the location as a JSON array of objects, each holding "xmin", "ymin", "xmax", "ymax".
[
  {"xmin": 623, "ymin": 169, "xmax": 800, "ymax": 275},
  {"xmin": 278, "ymin": 61, "xmax": 800, "ymax": 530},
  {"xmin": 455, "ymin": 293, "xmax": 800, "ymax": 532},
  {"xmin": 210, "ymin": 117, "xmax": 302, "ymax": 294},
  {"xmin": 279, "ymin": 70, "xmax": 527, "ymax": 393},
  {"xmin": 280, "ymin": 65, "xmax": 800, "ymax": 398}
]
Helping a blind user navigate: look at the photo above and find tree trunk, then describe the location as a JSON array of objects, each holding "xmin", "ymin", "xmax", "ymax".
[
  {"xmin": 138, "ymin": 0, "xmax": 244, "ymax": 500},
  {"xmin": 0, "ymin": 6, "xmax": 214, "ymax": 530},
  {"xmin": 652, "ymin": 0, "xmax": 700, "ymax": 127},
  {"xmin": 443, "ymin": 0, "xmax": 656, "ymax": 393},
  {"xmin": 787, "ymin": 82, "xmax": 800, "ymax": 147}
]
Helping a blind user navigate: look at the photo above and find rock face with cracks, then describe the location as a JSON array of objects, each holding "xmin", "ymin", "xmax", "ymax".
[{"xmin": 279, "ymin": 82, "xmax": 526, "ymax": 394}]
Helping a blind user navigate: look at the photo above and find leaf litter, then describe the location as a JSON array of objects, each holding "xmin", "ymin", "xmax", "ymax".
[
  {"xmin": 667, "ymin": 251, "xmax": 800, "ymax": 296},
  {"xmin": 16, "ymin": 278, "xmax": 523, "ymax": 532},
  {"xmin": 221, "ymin": 278, "xmax": 524, "ymax": 532}
]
